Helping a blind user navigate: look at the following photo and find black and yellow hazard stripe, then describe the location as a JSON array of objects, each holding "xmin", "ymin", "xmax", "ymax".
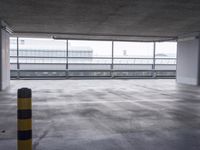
[{"xmin": 17, "ymin": 88, "xmax": 32, "ymax": 150}]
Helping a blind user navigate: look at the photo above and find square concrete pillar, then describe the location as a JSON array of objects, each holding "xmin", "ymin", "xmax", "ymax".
[
  {"xmin": 0, "ymin": 22, "xmax": 10, "ymax": 90},
  {"xmin": 177, "ymin": 34, "xmax": 200, "ymax": 85}
]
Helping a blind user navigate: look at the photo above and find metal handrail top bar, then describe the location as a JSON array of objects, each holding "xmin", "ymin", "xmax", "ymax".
[
  {"xmin": 10, "ymin": 56, "xmax": 177, "ymax": 60},
  {"xmin": 10, "ymin": 63, "xmax": 176, "ymax": 65},
  {"xmin": 11, "ymin": 69, "xmax": 176, "ymax": 72}
]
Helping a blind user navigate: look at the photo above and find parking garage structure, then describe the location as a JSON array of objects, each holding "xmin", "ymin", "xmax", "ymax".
[{"xmin": 1, "ymin": 1, "xmax": 200, "ymax": 150}]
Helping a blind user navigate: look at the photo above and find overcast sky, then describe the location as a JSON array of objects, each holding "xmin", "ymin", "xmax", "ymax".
[{"xmin": 10, "ymin": 38, "xmax": 177, "ymax": 58}]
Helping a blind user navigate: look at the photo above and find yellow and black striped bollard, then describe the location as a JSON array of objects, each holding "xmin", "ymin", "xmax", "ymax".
[{"xmin": 17, "ymin": 88, "xmax": 32, "ymax": 150}]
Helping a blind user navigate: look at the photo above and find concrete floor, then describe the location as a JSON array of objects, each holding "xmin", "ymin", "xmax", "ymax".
[{"xmin": 0, "ymin": 79, "xmax": 200, "ymax": 150}]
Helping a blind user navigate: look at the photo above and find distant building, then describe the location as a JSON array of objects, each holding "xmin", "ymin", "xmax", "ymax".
[
  {"xmin": 155, "ymin": 53, "xmax": 168, "ymax": 57},
  {"xmin": 10, "ymin": 38, "xmax": 93, "ymax": 63}
]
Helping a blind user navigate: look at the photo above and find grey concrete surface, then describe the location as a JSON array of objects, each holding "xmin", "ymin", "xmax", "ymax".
[
  {"xmin": 0, "ymin": 26, "xmax": 10, "ymax": 90},
  {"xmin": 0, "ymin": 1, "xmax": 200, "ymax": 41},
  {"xmin": 0, "ymin": 79, "xmax": 200, "ymax": 150},
  {"xmin": 177, "ymin": 37, "xmax": 200, "ymax": 85}
]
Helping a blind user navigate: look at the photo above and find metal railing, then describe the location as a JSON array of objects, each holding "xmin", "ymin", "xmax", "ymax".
[
  {"xmin": 10, "ymin": 38, "xmax": 177, "ymax": 79},
  {"xmin": 10, "ymin": 56, "xmax": 176, "ymax": 79}
]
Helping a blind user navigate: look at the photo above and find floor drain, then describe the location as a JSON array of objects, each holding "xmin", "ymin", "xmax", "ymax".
[{"xmin": 1, "ymin": 130, "xmax": 5, "ymax": 133}]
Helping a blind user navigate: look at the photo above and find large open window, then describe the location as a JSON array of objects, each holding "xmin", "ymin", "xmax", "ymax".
[
  {"xmin": 68, "ymin": 40, "xmax": 112, "ymax": 77},
  {"xmin": 11, "ymin": 38, "xmax": 67, "ymax": 78},
  {"xmin": 155, "ymin": 42, "xmax": 177, "ymax": 70},
  {"xmin": 68, "ymin": 40, "xmax": 112, "ymax": 68},
  {"xmin": 10, "ymin": 37, "xmax": 177, "ymax": 79},
  {"xmin": 114, "ymin": 42, "xmax": 154, "ymax": 70}
]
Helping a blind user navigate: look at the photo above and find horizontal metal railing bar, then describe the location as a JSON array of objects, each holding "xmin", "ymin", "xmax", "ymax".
[
  {"xmin": 10, "ymin": 63, "xmax": 176, "ymax": 65},
  {"xmin": 68, "ymin": 70, "xmax": 176, "ymax": 72},
  {"xmin": 11, "ymin": 77, "xmax": 176, "ymax": 79},
  {"xmin": 11, "ymin": 69, "xmax": 176, "ymax": 72},
  {"xmin": 11, "ymin": 77, "xmax": 176, "ymax": 80},
  {"xmin": 10, "ymin": 49, "xmax": 92, "ymax": 53},
  {"xmin": 10, "ymin": 56, "xmax": 176, "ymax": 60}
]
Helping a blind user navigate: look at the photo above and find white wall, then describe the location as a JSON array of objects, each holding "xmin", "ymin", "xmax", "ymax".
[
  {"xmin": 0, "ymin": 29, "xmax": 10, "ymax": 90},
  {"xmin": 177, "ymin": 37, "xmax": 200, "ymax": 85}
]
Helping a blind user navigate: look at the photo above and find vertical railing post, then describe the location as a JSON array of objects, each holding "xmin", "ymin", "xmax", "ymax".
[
  {"xmin": 17, "ymin": 37, "xmax": 20, "ymax": 79},
  {"xmin": 152, "ymin": 42, "xmax": 156, "ymax": 78},
  {"xmin": 111, "ymin": 41, "xmax": 114, "ymax": 78},
  {"xmin": 17, "ymin": 88, "xmax": 32, "ymax": 150},
  {"xmin": 66, "ymin": 40, "xmax": 69, "ymax": 78}
]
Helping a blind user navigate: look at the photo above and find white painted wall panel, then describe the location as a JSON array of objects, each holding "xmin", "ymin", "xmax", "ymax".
[
  {"xmin": 0, "ymin": 29, "xmax": 10, "ymax": 90},
  {"xmin": 177, "ymin": 38, "xmax": 200, "ymax": 85}
]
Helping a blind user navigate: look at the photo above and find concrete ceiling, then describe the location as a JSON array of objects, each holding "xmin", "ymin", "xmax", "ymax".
[{"xmin": 0, "ymin": 0, "xmax": 200, "ymax": 41}]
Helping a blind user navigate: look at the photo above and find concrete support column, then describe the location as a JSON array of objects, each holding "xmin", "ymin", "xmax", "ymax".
[
  {"xmin": 177, "ymin": 34, "xmax": 200, "ymax": 85},
  {"xmin": 0, "ymin": 21, "xmax": 10, "ymax": 90}
]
